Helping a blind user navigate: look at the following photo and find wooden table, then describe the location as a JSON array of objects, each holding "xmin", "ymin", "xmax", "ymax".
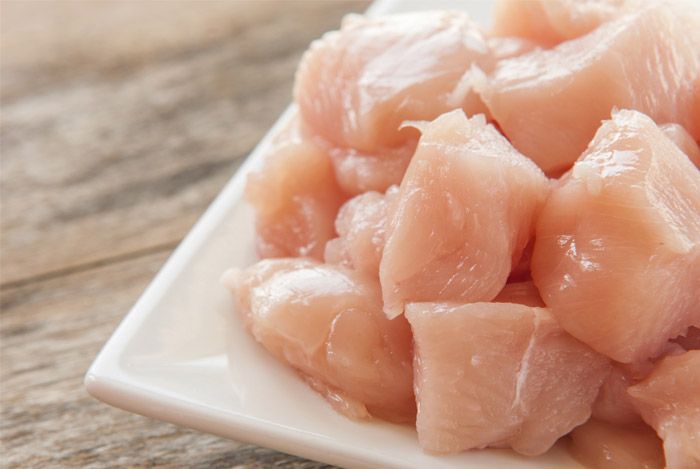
[{"xmin": 1, "ymin": 2, "xmax": 370, "ymax": 467}]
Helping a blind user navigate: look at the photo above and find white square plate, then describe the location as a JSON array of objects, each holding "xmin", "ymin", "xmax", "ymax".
[{"xmin": 85, "ymin": 1, "xmax": 584, "ymax": 467}]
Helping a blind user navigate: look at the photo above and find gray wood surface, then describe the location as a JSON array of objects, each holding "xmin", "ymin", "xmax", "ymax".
[{"xmin": 1, "ymin": 2, "xmax": 369, "ymax": 467}]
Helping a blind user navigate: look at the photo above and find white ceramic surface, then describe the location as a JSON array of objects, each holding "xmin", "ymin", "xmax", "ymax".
[{"xmin": 85, "ymin": 1, "xmax": 587, "ymax": 467}]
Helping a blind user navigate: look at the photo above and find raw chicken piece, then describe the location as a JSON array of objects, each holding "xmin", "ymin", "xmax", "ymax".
[
  {"xmin": 324, "ymin": 186, "xmax": 398, "ymax": 278},
  {"xmin": 244, "ymin": 117, "xmax": 347, "ymax": 260},
  {"xmin": 628, "ymin": 350, "xmax": 700, "ymax": 469},
  {"xmin": 380, "ymin": 110, "xmax": 549, "ymax": 318},
  {"xmin": 593, "ymin": 328, "xmax": 700, "ymax": 426},
  {"xmin": 487, "ymin": 37, "xmax": 540, "ymax": 62},
  {"xmin": 229, "ymin": 257, "xmax": 316, "ymax": 330},
  {"xmin": 493, "ymin": 280, "xmax": 545, "ymax": 308},
  {"xmin": 295, "ymin": 11, "xmax": 492, "ymax": 153},
  {"xmin": 492, "ymin": 0, "xmax": 625, "ymax": 48},
  {"xmin": 406, "ymin": 302, "xmax": 610, "ymax": 455},
  {"xmin": 295, "ymin": 11, "xmax": 535, "ymax": 195},
  {"xmin": 568, "ymin": 419, "xmax": 665, "ymax": 469},
  {"xmin": 322, "ymin": 141, "xmax": 416, "ymax": 195},
  {"xmin": 479, "ymin": 2, "xmax": 700, "ymax": 175},
  {"xmin": 591, "ymin": 361, "xmax": 651, "ymax": 426},
  {"xmin": 224, "ymin": 258, "xmax": 415, "ymax": 424},
  {"xmin": 661, "ymin": 123, "xmax": 700, "ymax": 170},
  {"xmin": 531, "ymin": 110, "xmax": 700, "ymax": 363}
]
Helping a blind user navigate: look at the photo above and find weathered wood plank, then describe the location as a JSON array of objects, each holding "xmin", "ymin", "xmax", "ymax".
[
  {"xmin": 0, "ymin": 0, "xmax": 370, "ymax": 285},
  {"xmin": 0, "ymin": 251, "xmax": 336, "ymax": 468}
]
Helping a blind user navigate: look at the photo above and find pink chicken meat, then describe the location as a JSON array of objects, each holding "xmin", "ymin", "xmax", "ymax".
[
  {"xmin": 492, "ymin": 0, "xmax": 625, "ymax": 48},
  {"xmin": 294, "ymin": 11, "xmax": 535, "ymax": 195},
  {"xmin": 245, "ymin": 118, "xmax": 347, "ymax": 260},
  {"xmin": 568, "ymin": 419, "xmax": 665, "ymax": 469},
  {"xmin": 380, "ymin": 109, "xmax": 549, "ymax": 318},
  {"xmin": 531, "ymin": 109, "xmax": 700, "ymax": 364},
  {"xmin": 406, "ymin": 302, "xmax": 610, "ymax": 456},
  {"xmin": 295, "ymin": 11, "xmax": 490, "ymax": 151},
  {"xmin": 628, "ymin": 350, "xmax": 700, "ymax": 469},
  {"xmin": 591, "ymin": 360, "xmax": 652, "ymax": 426},
  {"xmin": 479, "ymin": 1, "xmax": 700, "ymax": 175},
  {"xmin": 592, "ymin": 327, "xmax": 700, "ymax": 427},
  {"xmin": 324, "ymin": 186, "xmax": 398, "ymax": 278},
  {"xmin": 661, "ymin": 123, "xmax": 700, "ymax": 170},
  {"xmin": 224, "ymin": 258, "xmax": 415, "ymax": 424}
]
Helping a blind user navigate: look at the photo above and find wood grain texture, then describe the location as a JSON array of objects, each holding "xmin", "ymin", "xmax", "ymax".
[
  {"xmin": 1, "ymin": 0, "xmax": 369, "ymax": 285},
  {"xmin": 1, "ymin": 1, "xmax": 369, "ymax": 467}
]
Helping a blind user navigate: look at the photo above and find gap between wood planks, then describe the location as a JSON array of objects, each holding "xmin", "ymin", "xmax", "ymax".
[{"xmin": 0, "ymin": 242, "xmax": 179, "ymax": 291}]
